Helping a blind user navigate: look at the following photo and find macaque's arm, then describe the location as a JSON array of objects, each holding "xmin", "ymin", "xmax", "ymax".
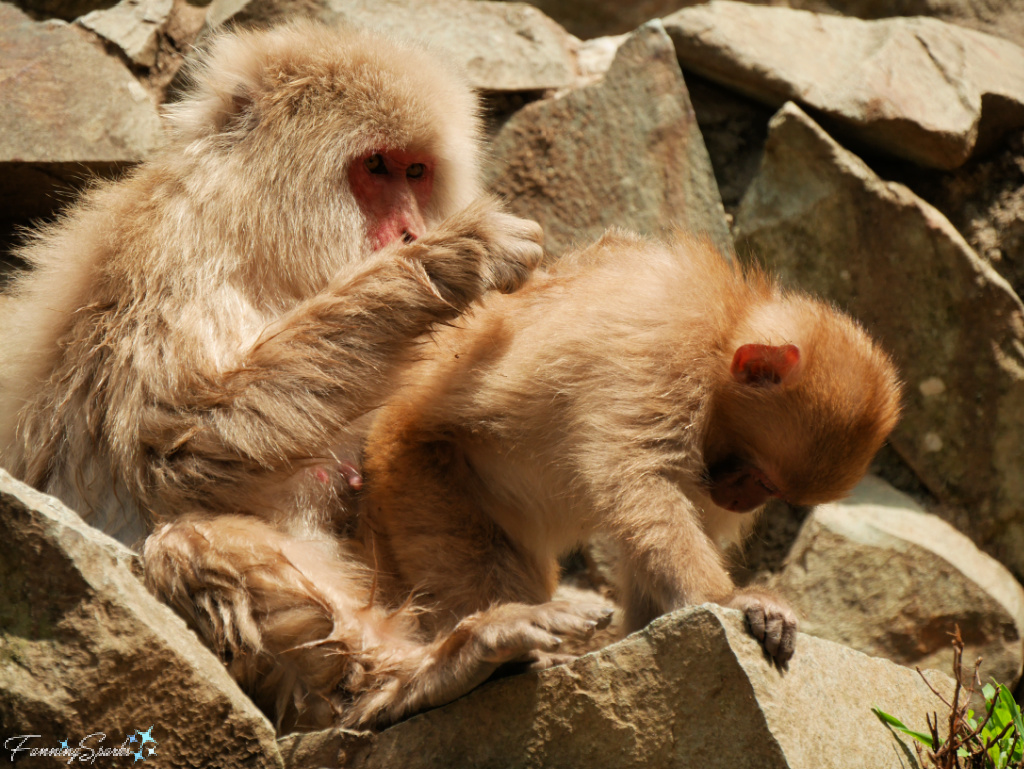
[{"xmin": 604, "ymin": 476, "xmax": 797, "ymax": 664}]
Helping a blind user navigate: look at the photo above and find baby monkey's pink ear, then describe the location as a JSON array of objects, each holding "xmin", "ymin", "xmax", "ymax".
[{"xmin": 731, "ymin": 344, "xmax": 801, "ymax": 386}]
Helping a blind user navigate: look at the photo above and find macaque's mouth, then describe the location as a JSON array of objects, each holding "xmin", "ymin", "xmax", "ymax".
[{"xmin": 706, "ymin": 456, "xmax": 781, "ymax": 513}]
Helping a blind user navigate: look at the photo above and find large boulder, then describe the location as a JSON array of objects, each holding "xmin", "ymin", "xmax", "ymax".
[
  {"xmin": 663, "ymin": 1, "xmax": 1024, "ymax": 169},
  {"xmin": 773, "ymin": 476, "xmax": 1024, "ymax": 687},
  {"xmin": 0, "ymin": 471, "xmax": 283, "ymax": 768},
  {"xmin": 485, "ymin": 21, "xmax": 733, "ymax": 258},
  {"xmin": 0, "ymin": 4, "xmax": 162, "ymax": 227},
  {"xmin": 734, "ymin": 102, "xmax": 1024, "ymax": 579},
  {"xmin": 280, "ymin": 603, "xmax": 953, "ymax": 769},
  {"xmin": 205, "ymin": 0, "xmax": 575, "ymax": 93}
]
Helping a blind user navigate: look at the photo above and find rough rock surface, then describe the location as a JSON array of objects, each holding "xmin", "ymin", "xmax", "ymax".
[
  {"xmin": 78, "ymin": 0, "xmax": 174, "ymax": 67},
  {"xmin": 734, "ymin": 102, "xmax": 1024, "ymax": 578},
  {"xmin": 773, "ymin": 476, "xmax": 1024, "ymax": 687},
  {"xmin": 0, "ymin": 4, "xmax": 162, "ymax": 225},
  {"xmin": 485, "ymin": 21, "xmax": 733, "ymax": 258},
  {"xmin": 663, "ymin": 1, "xmax": 1024, "ymax": 169},
  {"xmin": 205, "ymin": 0, "xmax": 575, "ymax": 93},
  {"xmin": 778, "ymin": 0, "xmax": 1024, "ymax": 46},
  {"xmin": 279, "ymin": 604, "xmax": 952, "ymax": 769},
  {"xmin": 0, "ymin": 471, "xmax": 283, "ymax": 768}
]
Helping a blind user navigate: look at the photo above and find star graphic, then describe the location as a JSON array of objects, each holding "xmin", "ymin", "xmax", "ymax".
[
  {"xmin": 147, "ymin": 747, "xmax": 157, "ymax": 757},
  {"xmin": 60, "ymin": 740, "xmax": 69, "ymax": 750},
  {"xmin": 136, "ymin": 727, "xmax": 156, "ymax": 746},
  {"xmin": 133, "ymin": 750, "xmax": 145, "ymax": 762},
  {"xmin": 129, "ymin": 734, "xmax": 137, "ymax": 743}
]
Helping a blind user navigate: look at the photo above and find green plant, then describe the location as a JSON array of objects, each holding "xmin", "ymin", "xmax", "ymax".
[{"xmin": 873, "ymin": 627, "xmax": 1024, "ymax": 769}]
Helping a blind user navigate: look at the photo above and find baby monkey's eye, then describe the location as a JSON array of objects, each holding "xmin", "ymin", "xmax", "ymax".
[
  {"xmin": 406, "ymin": 163, "xmax": 426, "ymax": 179},
  {"xmin": 365, "ymin": 154, "xmax": 387, "ymax": 174}
]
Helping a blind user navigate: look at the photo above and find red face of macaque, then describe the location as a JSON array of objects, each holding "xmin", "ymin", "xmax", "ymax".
[{"xmin": 348, "ymin": 149, "xmax": 435, "ymax": 250}]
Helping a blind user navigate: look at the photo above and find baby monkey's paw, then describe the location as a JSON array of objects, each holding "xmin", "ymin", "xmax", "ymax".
[
  {"xmin": 727, "ymin": 589, "xmax": 798, "ymax": 666},
  {"xmin": 466, "ymin": 601, "xmax": 612, "ymax": 666}
]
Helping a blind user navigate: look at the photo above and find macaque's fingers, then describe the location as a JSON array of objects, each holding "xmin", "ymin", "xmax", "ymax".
[
  {"xmin": 727, "ymin": 590, "xmax": 798, "ymax": 665},
  {"xmin": 477, "ymin": 207, "xmax": 545, "ymax": 294},
  {"xmin": 518, "ymin": 650, "xmax": 579, "ymax": 671}
]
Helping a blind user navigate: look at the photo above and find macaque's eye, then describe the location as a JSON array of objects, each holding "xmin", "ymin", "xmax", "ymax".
[
  {"xmin": 365, "ymin": 154, "xmax": 388, "ymax": 175},
  {"xmin": 407, "ymin": 163, "xmax": 426, "ymax": 179}
]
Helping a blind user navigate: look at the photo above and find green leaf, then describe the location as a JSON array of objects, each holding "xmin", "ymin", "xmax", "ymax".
[{"xmin": 872, "ymin": 707, "xmax": 936, "ymax": 747}]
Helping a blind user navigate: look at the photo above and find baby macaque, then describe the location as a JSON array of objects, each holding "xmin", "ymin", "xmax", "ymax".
[{"xmin": 362, "ymin": 231, "xmax": 902, "ymax": 664}]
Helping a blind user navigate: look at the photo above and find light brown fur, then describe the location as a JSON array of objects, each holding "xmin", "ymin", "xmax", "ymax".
[
  {"xmin": 363, "ymin": 231, "xmax": 902, "ymax": 663},
  {"xmin": 0, "ymin": 22, "xmax": 613, "ymax": 730}
]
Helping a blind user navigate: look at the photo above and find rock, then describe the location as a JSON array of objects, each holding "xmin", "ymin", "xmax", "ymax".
[
  {"xmin": 485, "ymin": 21, "xmax": 733, "ymax": 258},
  {"xmin": 78, "ymin": 0, "xmax": 174, "ymax": 68},
  {"xmin": 491, "ymin": 0, "xmax": 700, "ymax": 40},
  {"xmin": 10, "ymin": 0, "xmax": 118, "ymax": 22},
  {"xmin": 773, "ymin": 476, "xmax": 1024, "ymax": 687},
  {"xmin": 663, "ymin": 1, "xmax": 1024, "ymax": 169},
  {"xmin": 777, "ymin": 0, "xmax": 1024, "ymax": 47},
  {"xmin": 0, "ymin": 470, "xmax": 283, "ymax": 768},
  {"xmin": 734, "ymin": 102, "xmax": 1024, "ymax": 579},
  {"xmin": 0, "ymin": 5, "xmax": 162, "ymax": 225},
  {"xmin": 205, "ymin": 0, "xmax": 575, "ymax": 93},
  {"xmin": 878, "ymin": 127, "xmax": 1024, "ymax": 301},
  {"xmin": 279, "ymin": 603, "xmax": 953, "ymax": 769}
]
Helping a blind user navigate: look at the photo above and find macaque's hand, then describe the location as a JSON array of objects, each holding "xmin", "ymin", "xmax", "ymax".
[
  {"xmin": 474, "ymin": 203, "xmax": 545, "ymax": 294},
  {"xmin": 727, "ymin": 589, "xmax": 798, "ymax": 666},
  {"xmin": 408, "ymin": 197, "xmax": 543, "ymax": 307}
]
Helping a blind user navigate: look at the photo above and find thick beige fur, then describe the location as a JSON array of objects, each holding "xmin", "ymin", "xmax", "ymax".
[
  {"xmin": 363, "ymin": 231, "xmax": 902, "ymax": 661},
  {"xmin": 0, "ymin": 22, "xmax": 618, "ymax": 730}
]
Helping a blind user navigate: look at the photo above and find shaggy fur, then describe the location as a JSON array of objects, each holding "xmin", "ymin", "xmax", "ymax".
[
  {"xmin": 362, "ymin": 231, "xmax": 902, "ymax": 662},
  {"xmin": 0, "ymin": 23, "xmax": 616, "ymax": 730}
]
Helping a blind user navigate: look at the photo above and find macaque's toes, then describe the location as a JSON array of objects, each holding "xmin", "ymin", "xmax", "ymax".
[{"xmin": 521, "ymin": 650, "xmax": 578, "ymax": 671}]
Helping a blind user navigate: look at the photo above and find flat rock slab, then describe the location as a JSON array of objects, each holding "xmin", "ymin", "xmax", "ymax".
[
  {"xmin": 0, "ymin": 4, "xmax": 162, "ymax": 222},
  {"xmin": 78, "ymin": 0, "xmax": 173, "ymax": 68},
  {"xmin": 734, "ymin": 102, "xmax": 1024, "ymax": 580},
  {"xmin": 663, "ymin": 0, "xmax": 1024, "ymax": 169},
  {"xmin": 775, "ymin": 476, "xmax": 1024, "ymax": 687},
  {"xmin": 0, "ymin": 470, "xmax": 282, "ymax": 768},
  {"xmin": 281, "ymin": 603, "xmax": 951, "ymax": 769},
  {"xmin": 485, "ymin": 21, "xmax": 733, "ymax": 258},
  {"xmin": 205, "ymin": 0, "xmax": 574, "ymax": 93}
]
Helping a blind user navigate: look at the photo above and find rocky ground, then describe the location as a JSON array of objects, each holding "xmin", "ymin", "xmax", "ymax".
[{"xmin": 2, "ymin": 1, "xmax": 1024, "ymax": 767}]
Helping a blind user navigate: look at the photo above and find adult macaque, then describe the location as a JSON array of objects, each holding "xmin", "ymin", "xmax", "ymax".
[
  {"xmin": 363, "ymin": 231, "xmax": 902, "ymax": 665},
  {"xmin": 0, "ymin": 23, "xmax": 614, "ymax": 730}
]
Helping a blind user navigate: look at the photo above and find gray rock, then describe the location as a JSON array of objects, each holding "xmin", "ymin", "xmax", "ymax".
[
  {"xmin": 0, "ymin": 5, "xmax": 162, "ymax": 224},
  {"xmin": 734, "ymin": 102, "xmax": 1024, "ymax": 579},
  {"xmin": 776, "ymin": 0, "xmax": 1024, "ymax": 47},
  {"xmin": 0, "ymin": 470, "xmax": 283, "ymax": 768},
  {"xmin": 280, "ymin": 603, "xmax": 952, "ymax": 769},
  {"xmin": 485, "ymin": 21, "xmax": 733, "ymax": 258},
  {"xmin": 663, "ymin": 1, "xmax": 1024, "ymax": 169},
  {"xmin": 78, "ymin": 0, "xmax": 174, "ymax": 68},
  {"xmin": 205, "ymin": 0, "xmax": 575, "ymax": 93},
  {"xmin": 773, "ymin": 476, "xmax": 1024, "ymax": 687}
]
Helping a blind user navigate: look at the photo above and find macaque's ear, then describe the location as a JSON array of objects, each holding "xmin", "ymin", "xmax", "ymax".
[{"xmin": 731, "ymin": 344, "xmax": 801, "ymax": 386}]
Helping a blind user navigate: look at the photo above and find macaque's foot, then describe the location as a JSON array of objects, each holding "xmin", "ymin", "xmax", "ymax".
[
  {"xmin": 727, "ymin": 590, "xmax": 798, "ymax": 666},
  {"xmin": 465, "ymin": 601, "xmax": 613, "ymax": 666}
]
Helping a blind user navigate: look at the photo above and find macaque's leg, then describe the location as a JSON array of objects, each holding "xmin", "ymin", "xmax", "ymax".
[
  {"xmin": 363, "ymin": 430, "xmax": 557, "ymax": 626},
  {"xmin": 143, "ymin": 515, "xmax": 608, "ymax": 728},
  {"xmin": 605, "ymin": 478, "xmax": 797, "ymax": 664},
  {"xmin": 346, "ymin": 600, "xmax": 613, "ymax": 728}
]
